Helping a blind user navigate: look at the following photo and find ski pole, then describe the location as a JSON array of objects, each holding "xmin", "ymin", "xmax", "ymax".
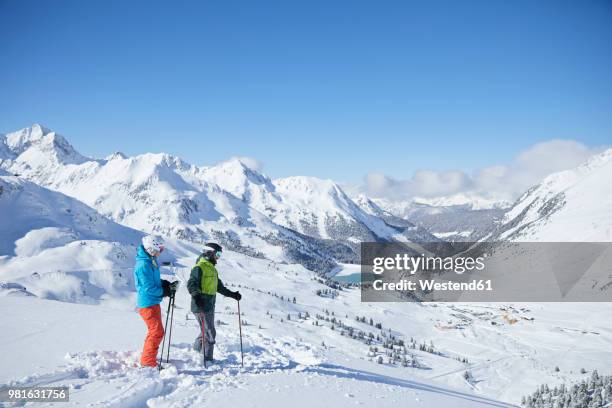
[
  {"xmin": 238, "ymin": 300, "xmax": 244, "ymax": 367},
  {"xmin": 200, "ymin": 312, "xmax": 207, "ymax": 368},
  {"xmin": 158, "ymin": 296, "xmax": 172, "ymax": 370},
  {"xmin": 165, "ymin": 293, "xmax": 176, "ymax": 364}
]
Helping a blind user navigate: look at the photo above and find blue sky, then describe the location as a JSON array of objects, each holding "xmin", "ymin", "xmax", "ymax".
[{"xmin": 1, "ymin": 0, "xmax": 611, "ymax": 185}]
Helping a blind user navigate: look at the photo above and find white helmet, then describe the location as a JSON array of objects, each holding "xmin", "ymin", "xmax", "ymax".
[{"xmin": 142, "ymin": 235, "xmax": 164, "ymax": 255}]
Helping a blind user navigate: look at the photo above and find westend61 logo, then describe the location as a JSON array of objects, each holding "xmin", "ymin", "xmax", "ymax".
[{"xmin": 360, "ymin": 242, "xmax": 612, "ymax": 302}]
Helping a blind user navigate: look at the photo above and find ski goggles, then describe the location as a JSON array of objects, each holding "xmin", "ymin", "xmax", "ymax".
[{"xmin": 215, "ymin": 250, "xmax": 222, "ymax": 259}]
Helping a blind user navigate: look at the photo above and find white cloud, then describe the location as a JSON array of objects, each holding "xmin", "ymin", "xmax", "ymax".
[
  {"xmin": 363, "ymin": 170, "xmax": 472, "ymax": 200},
  {"xmin": 362, "ymin": 139, "xmax": 607, "ymax": 203},
  {"xmin": 410, "ymin": 170, "xmax": 473, "ymax": 197},
  {"xmin": 364, "ymin": 173, "xmax": 395, "ymax": 194},
  {"xmin": 231, "ymin": 156, "xmax": 263, "ymax": 172}
]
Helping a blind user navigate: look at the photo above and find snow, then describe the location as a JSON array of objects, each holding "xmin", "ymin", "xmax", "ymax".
[
  {"xmin": 6, "ymin": 151, "xmax": 278, "ymax": 264},
  {"xmin": 432, "ymin": 231, "xmax": 473, "ymax": 239},
  {"xmin": 493, "ymin": 148, "xmax": 612, "ymax": 242},
  {"xmin": 368, "ymin": 197, "xmax": 504, "ymax": 242},
  {"xmin": 2, "ymin": 243, "xmax": 611, "ymax": 406},
  {"xmin": 266, "ymin": 177, "xmax": 438, "ymax": 244},
  {"xmin": 201, "ymin": 157, "xmax": 279, "ymax": 204},
  {"xmin": 0, "ymin": 174, "xmax": 141, "ymax": 257},
  {"xmin": 372, "ymin": 194, "xmax": 509, "ymax": 218},
  {"xmin": 0, "ymin": 125, "xmax": 444, "ymax": 273},
  {"xmin": 5, "ymin": 124, "xmax": 89, "ymax": 166},
  {"xmin": 2, "ymin": 124, "xmax": 612, "ymax": 407},
  {"xmin": 0, "ymin": 296, "xmax": 515, "ymax": 407},
  {"xmin": 413, "ymin": 194, "xmax": 512, "ymax": 211}
]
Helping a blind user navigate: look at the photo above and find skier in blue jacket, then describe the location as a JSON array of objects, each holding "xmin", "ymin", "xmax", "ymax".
[{"xmin": 134, "ymin": 235, "xmax": 177, "ymax": 367}]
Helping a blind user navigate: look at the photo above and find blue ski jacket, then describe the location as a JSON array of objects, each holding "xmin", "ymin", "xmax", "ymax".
[{"xmin": 134, "ymin": 244, "xmax": 163, "ymax": 308}]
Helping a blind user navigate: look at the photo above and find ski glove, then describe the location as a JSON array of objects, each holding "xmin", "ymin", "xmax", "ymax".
[
  {"xmin": 230, "ymin": 291, "xmax": 242, "ymax": 301},
  {"xmin": 169, "ymin": 281, "xmax": 179, "ymax": 295},
  {"xmin": 161, "ymin": 280, "xmax": 179, "ymax": 297}
]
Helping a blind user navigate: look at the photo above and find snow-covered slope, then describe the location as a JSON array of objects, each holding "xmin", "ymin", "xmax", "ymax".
[
  {"xmin": 201, "ymin": 159, "xmax": 442, "ymax": 246},
  {"xmin": 0, "ymin": 174, "xmax": 142, "ymax": 256},
  {"xmin": 0, "ymin": 125, "xmax": 443, "ymax": 272},
  {"xmin": 0, "ymin": 127, "xmax": 354, "ymax": 272},
  {"xmin": 490, "ymin": 148, "xmax": 612, "ymax": 242},
  {"xmin": 351, "ymin": 194, "xmax": 457, "ymax": 256},
  {"xmin": 270, "ymin": 176, "xmax": 406, "ymax": 242},
  {"xmin": 0, "ymin": 174, "xmax": 145, "ymax": 302},
  {"xmin": 2, "ymin": 245, "xmax": 610, "ymax": 406},
  {"xmin": 200, "ymin": 157, "xmax": 281, "ymax": 206}
]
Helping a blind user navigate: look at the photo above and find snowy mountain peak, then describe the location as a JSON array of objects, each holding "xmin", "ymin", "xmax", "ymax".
[
  {"xmin": 202, "ymin": 158, "xmax": 276, "ymax": 202},
  {"xmin": 224, "ymin": 156, "xmax": 261, "ymax": 171},
  {"xmin": 4, "ymin": 124, "xmax": 87, "ymax": 165},
  {"xmin": 213, "ymin": 157, "xmax": 270, "ymax": 184},
  {"xmin": 133, "ymin": 152, "xmax": 191, "ymax": 171},
  {"xmin": 105, "ymin": 151, "xmax": 127, "ymax": 161},
  {"xmin": 32, "ymin": 123, "xmax": 51, "ymax": 133},
  {"xmin": 274, "ymin": 176, "xmax": 349, "ymax": 204},
  {"xmin": 5, "ymin": 124, "xmax": 51, "ymax": 154}
]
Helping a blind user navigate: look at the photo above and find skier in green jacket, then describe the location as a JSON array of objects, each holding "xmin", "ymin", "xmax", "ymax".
[{"xmin": 187, "ymin": 243, "xmax": 241, "ymax": 362}]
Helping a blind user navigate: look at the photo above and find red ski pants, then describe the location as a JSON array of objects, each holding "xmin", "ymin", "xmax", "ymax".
[{"xmin": 138, "ymin": 304, "xmax": 164, "ymax": 367}]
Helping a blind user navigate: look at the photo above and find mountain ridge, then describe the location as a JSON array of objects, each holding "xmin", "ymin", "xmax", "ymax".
[{"xmin": 486, "ymin": 148, "xmax": 612, "ymax": 242}]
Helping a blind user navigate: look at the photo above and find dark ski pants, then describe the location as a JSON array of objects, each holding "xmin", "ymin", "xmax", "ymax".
[{"xmin": 194, "ymin": 311, "xmax": 216, "ymax": 361}]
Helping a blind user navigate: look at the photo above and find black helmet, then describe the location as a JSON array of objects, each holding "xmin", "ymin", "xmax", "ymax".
[
  {"xmin": 203, "ymin": 243, "xmax": 222, "ymax": 254},
  {"xmin": 202, "ymin": 242, "xmax": 222, "ymax": 264}
]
